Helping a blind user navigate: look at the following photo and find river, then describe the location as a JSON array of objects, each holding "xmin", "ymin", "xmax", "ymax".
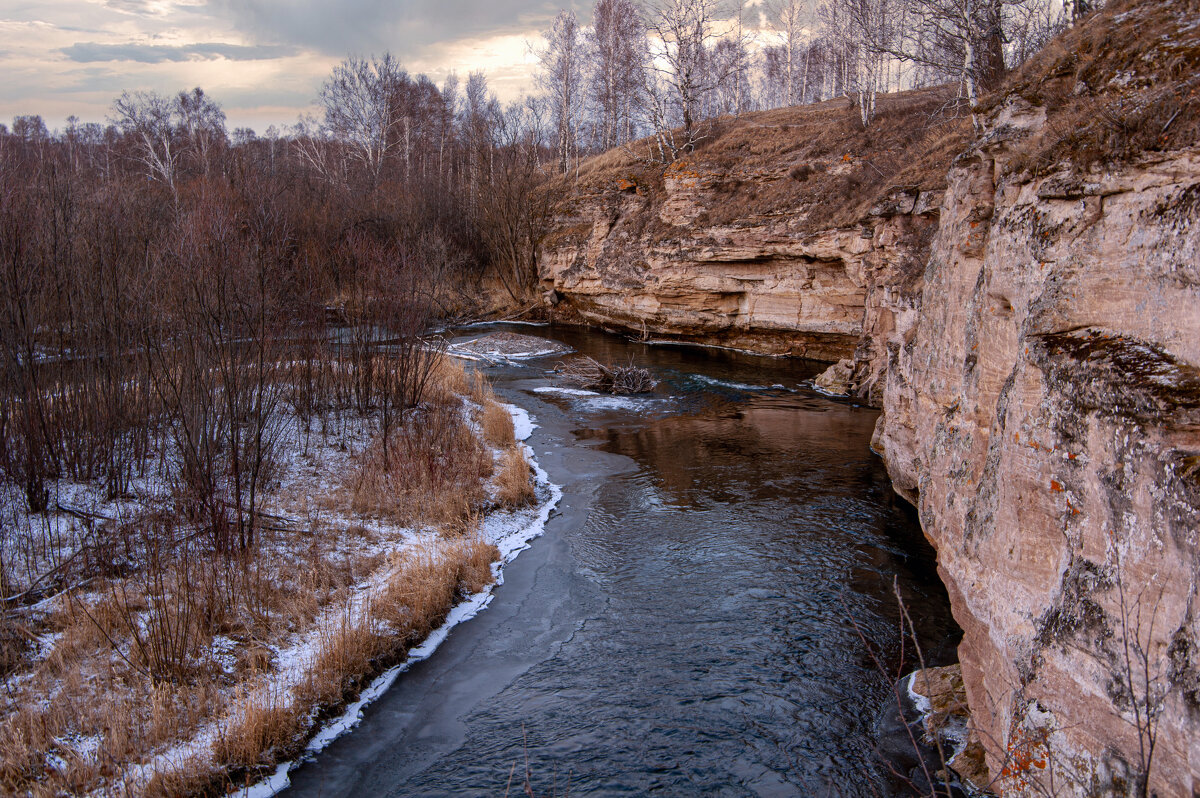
[{"xmin": 282, "ymin": 323, "xmax": 960, "ymax": 797}]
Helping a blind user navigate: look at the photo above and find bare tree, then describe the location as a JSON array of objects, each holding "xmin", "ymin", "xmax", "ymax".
[
  {"xmin": 463, "ymin": 70, "xmax": 496, "ymax": 194},
  {"xmin": 644, "ymin": 0, "xmax": 732, "ymax": 152},
  {"xmin": 175, "ymin": 87, "xmax": 226, "ymax": 178},
  {"xmin": 476, "ymin": 100, "xmax": 553, "ymax": 301},
  {"xmin": 538, "ymin": 10, "xmax": 586, "ymax": 174},
  {"xmin": 842, "ymin": 0, "xmax": 899, "ymax": 125},
  {"xmin": 320, "ymin": 53, "xmax": 407, "ymax": 186},
  {"xmin": 110, "ymin": 91, "xmax": 182, "ymax": 199},
  {"xmin": 590, "ymin": 0, "xmax": 648, "ymax": 149},
  {"xmin": 770, "ymin": 0, "xmax": 809, "ymax": 105},
  {"xmin": 855, "ymin": 0, "xmax": 1015, "ymax": 122},
  {"xmin": 438, "ymin": 72, "xmax": 460, "ymax": 184},
  {"xmin": 706, "ymin": 0, "xmax": 756, "ymax": 116}
]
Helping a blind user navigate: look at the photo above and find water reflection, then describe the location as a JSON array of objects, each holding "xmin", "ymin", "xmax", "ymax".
[{"xmin": 285, "ymin": 323, "xmax": 958, "ymax": 797}]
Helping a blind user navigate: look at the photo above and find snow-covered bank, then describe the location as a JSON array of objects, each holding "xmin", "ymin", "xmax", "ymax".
[
  {"xmin": 240, "ymin": 402, "xmax": 560, "ymax": 798},
  {"xmin": 0, "ymin": 355, "xmax": 563, "ymax": 797},
  {"xmin": 447, "ymin": 331, "xmax": 572, "ymax": 363}
]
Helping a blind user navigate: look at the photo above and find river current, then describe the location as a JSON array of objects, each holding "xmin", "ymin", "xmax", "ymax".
[{"xmin": 283, "ymin": 324, "xmax": 959, "ymax": 797}]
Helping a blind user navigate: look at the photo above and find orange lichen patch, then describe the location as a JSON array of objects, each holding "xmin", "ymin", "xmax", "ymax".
[
  {"xmin": 616, "ymin": 177, "xmax": 637, "ymax": 192},
  {"xmin": 1000, "ymin": 725, "xmax": 1050, "ymax": 791},
  {"xmin": 1050, "ymin": 479, "xmax": 1064, "ymax": 492}
]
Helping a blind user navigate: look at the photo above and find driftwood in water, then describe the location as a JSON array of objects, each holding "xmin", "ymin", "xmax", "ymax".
[{"xmin": 556, "ymin": 356, "xmax": 657, "ymax": 394}]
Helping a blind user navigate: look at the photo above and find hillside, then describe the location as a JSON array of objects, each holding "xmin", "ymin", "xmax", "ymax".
[{"xmin": 538, "ymin": 87, "xmax": 971, "ymax": 368}]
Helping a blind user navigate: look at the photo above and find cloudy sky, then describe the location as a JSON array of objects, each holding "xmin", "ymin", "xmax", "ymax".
[{"xmin": 0, "ymin": 0, "xmax": 596, "ymax": 133}]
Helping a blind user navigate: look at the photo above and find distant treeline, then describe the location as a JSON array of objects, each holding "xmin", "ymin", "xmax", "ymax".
[{"xmin": 0, "ymin": 61, "xmax": 555, "ymax": 541}]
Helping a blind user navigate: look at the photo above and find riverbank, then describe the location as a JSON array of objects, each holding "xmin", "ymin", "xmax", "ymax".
[
  {"xmin": 282, "ymin": 323, "xmax": 961, "ymax": 796},
  {"xmin": 0, "ymin": 356, "xmax": 559, "ymax": 796}
]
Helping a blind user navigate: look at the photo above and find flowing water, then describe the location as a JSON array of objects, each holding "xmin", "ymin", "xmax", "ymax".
[{"xmin": 283, "ymin": 324, "xmax": 960, "ymax": 797}]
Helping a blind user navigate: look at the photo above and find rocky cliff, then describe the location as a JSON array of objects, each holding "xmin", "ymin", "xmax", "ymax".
[
  {"xmin": 537, "ymin": 1, "xmax": 1199, "ymax": 793},
  {"xmin": 873, "ymin": 2, "xmax": 1200, "ymax": 793},
  {"xmin": 538, "ymin": 92, "xmax": 968, "ymax": 369}
]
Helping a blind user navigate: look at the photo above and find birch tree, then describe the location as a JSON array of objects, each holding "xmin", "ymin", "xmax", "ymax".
[
  {"xmin": 110, "ymin": 91, "xmax": 182, "ymax": 198},
  {"xmin": 319, "ymin": 53, "xmax": 407, "ymax": 186},
  {"xmin": 175, "ymin": 87, "xmax": 226, "ymax": 177},
  {"xmin": 538, "ymin": 10, "xmax": 585, "ymax": 173},
  {"xmin": 770, "ymin": 0, "xmax": 808, "ymax": 105},
  {"xmin": 645, "ymin": 0, "xmax": 730, "ymax": 150},
  {"xmin": 590, "ymin": 0, "xmax": 647, "ymax": 149}
]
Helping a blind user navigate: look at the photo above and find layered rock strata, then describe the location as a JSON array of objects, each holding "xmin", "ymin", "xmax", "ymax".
[
  {"xmin": 536, "ymin": 6, "xmax": 1199, "ymax": 791},
  {"xmin": 538, "ymin": 168, "xmax": 940, "ymax": 366}
]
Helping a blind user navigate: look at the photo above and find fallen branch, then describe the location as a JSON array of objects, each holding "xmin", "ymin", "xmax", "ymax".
[{"xmin": 555, "ymin": 356, "xmax": 657, "ymax": 394}]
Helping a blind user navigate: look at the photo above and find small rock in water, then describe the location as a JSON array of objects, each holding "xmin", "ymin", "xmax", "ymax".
[{"xmin": 814, "ymin": 358, "xmax": 854, "ymax": 396}]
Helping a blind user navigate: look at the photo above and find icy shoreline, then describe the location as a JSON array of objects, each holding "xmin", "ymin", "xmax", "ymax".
[{"xmin": 239, "ymin": 402, "xmax": 561, "ymax": 797}]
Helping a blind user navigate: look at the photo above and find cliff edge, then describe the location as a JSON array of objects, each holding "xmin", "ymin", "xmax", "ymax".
[
  {"xmin": 537, "ymin": 0, "xmax": 1200, "ymax": 791},
  {"xmin": 875, "ymin": 1, "xmax": 1200, "ymax": 792},
  {"xmin": 538, "ymin": 89, "xmax": 970, "ymax": 373}
]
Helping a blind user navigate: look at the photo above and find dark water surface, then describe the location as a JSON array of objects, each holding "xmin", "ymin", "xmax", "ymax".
[{"xmin": 283, "ymin": 324, "xmax": 959, "ymax": 797}]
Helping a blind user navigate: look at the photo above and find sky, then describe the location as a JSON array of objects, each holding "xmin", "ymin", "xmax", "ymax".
[{"xmin": 0, "ymin": 0, "xmax": 598, "ymax": 133}]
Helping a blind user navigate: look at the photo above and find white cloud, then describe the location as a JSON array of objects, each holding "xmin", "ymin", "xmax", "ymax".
[{"xmin": 0, "ymin": 0, "xmax": 546, "ymax": 131}]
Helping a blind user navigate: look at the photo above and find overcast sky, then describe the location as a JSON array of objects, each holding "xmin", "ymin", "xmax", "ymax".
[{"xmin": 0, "ymin": 0, "xmax": 595, "ymax": 133}]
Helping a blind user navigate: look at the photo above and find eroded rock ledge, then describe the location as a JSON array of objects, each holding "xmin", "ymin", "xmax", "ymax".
[
  {"xmin": 871, "ymin": 0, "xmax": 1200, "ymax": 789},
  {"xmin": 537, "ymin": 91, "xmax": 965, "ymax": 373},
  {"xmin": 539, "ymin": 184, "xmax": 939, "ymax": 365},
  {"xmin": 877, "ymin": 131, "xmax": 1200, "ymax": 797}
]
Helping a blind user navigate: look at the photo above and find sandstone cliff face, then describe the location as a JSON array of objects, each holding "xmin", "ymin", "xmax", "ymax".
[
  {"xmin": 536, "ymin": 5, "xmax": 1199, "ymax": 791},
  {"xmin": 874, "ymin": 95, "xmax": 1200, "ymax": 795},
  {"xmin": 539, "ymin": 174, "xmax": 939, "ymax": 364},
  {"xmin": 537, "ymin": 94, "xmax": 966, "ymax": 367}
]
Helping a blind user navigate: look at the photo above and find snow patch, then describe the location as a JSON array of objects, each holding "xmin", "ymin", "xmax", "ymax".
[
  {"xmin": 507, "ymin": 403, "xmax": 534, "ymax": 442},
  {"xmin": 532, "ymin": 386, "xmax": 601, "ymax": 397},
  {"xmin": 237, "ymin": 402, "xmax": 560, "ymax": 798}
]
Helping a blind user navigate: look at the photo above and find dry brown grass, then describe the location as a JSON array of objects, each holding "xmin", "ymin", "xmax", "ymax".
[
  {"xmin": 481, "ymin": 399, "xmax": 516, "ymax": 447},
  {"xmin": 0, "ymin": 360, "xmax": 516, "ymax": 796},
  {"xmin": 453, "ymin": 538, "xmax": 501, "ymax": 595},
  {"xmin": 426, "ymin": 354, "xmax": 491, "ymax": 408},
  {"xmin": 378, "ymin": 538, "xmax": 498, "ymax": 639},
  {"xmin": 978, "ymin": 0, "xmax": 1200, "ymax": 174},
  {"xmin": 207, "ymin": 536, "xmax": 498, "ymax": 788},
  {"xmin": 565, "ymin": 86, "xmax": 973, "ymax": 234},
  {"xmin": 141, "ymin": 763, "xmax": 223, "ymax": 798},
  {"xmin": 213, "ymin": 686, "xmax": 305, "ymax": 771},
  {"xmin": 348, "ymin": 403, "xmax": 492, "ymax": 531},
  {"xmin": 0, "ymin": 535, "xmax": 503, "ymax": 796},
  {"xmin": 298, "ymin": 614, "xmax": 386, "ymax": 709},
  {"xmin": 494, "ymin": 447, "xmax": 536, "ymax": 510}
]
